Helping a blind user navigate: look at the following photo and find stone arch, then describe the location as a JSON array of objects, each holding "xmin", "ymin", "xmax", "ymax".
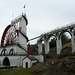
[
  {"xmin": 42, "ymin": 40, "xmax": 45, "ymax": 55},
  {"xmin": 59, "ymin": 31, "xmax": 72, "ymax": 53},
  {"xmin": 74, "ymin": 30, "xmax": 75, "ymax": 36},
  {"xmin": 1, "ymin": 48, "xmax": 8, "ymax": 55},
  {"xmin": 3, "ymin": 57, "xmax": 10, "ymax": 66},
  {"xmin": 59, "ymin": 30, "xmax": 72, "ymax": 39},
  {"xmin": 48, "ymin": 34, "xmax": 57, "ymax": 40},
  {"xmin": 49, "ymin": 35, "xmax": 57, "ymax": 58},
  {"xmin": 9, "ymin": 48, "xmax": 15, "ymax": 55},
  {"xmin": 37, "ymin": 36, "xmax": 45, "ymax": 54}
]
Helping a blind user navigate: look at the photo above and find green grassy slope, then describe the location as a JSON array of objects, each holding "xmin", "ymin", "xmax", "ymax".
[{"xmin": 0, "ymin": 68, "xmax": 32, "ymax": 75}]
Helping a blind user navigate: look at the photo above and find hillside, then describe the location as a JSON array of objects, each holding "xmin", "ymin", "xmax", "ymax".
[
  {"xmin": 32, "ymin": 54, "xmax": 75, "ymax": 75},
  {"xmin": 0, "ymin": 54, "xmax": 75, "ymax": 75}
]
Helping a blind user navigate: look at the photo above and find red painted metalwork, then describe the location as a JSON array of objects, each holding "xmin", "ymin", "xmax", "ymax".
[
  {"xmin": 1, "ymin": 25, "xmax": 11, "ymax": 47},
  {"xmin": 28, "ymin": 49, "xmax": 34, "ymax": 55},
  {"xmin": 16, "ymin": 30, "xmax": 19, "ymax": 37},
  {"xmin": 1, "ymin": 25, "xmax": 18, "ymax": 47}
]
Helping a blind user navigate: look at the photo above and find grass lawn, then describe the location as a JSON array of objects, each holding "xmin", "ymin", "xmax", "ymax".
[{"xmin": 0, "ymin": 68, "xmax": 33, "ymax": 75}]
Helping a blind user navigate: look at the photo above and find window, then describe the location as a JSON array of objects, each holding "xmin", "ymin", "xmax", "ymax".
[
  {"xmin": 9, "ymin": 49, "xmax": 15, "ymax": 55},
  {"xmin": 1, "ymin": 48, "xmax": 8, "ymax": 55}
]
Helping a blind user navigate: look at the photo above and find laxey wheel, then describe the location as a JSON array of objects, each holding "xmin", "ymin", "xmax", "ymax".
[{"xmin": 1, "ymin": 25, "xmax": 19, "ymax": 47}]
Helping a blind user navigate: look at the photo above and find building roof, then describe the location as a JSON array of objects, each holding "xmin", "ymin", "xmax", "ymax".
[{"xmin": 23, "ymin": 56, "xmax": 37, "ymax": 61}]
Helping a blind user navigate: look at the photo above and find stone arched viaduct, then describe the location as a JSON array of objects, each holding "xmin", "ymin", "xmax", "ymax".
[{"xmin": 37, "ymin": 24, "xmax": 75, "ymax": 55}]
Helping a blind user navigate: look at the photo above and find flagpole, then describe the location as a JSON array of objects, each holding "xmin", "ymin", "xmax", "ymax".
[{"xmin": 23, "ymin": 5, "xmax": 26, "ymax": 14}]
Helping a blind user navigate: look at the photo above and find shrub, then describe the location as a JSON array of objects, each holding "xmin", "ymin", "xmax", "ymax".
[{"xmin": 57, "ymin": 51, "xmax": 72, "ymax": 59}]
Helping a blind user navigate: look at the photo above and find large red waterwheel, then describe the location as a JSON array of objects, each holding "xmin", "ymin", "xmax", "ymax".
[{"xmin": 1, "ymin": 25, "xmax": 19, "ymax": 47}]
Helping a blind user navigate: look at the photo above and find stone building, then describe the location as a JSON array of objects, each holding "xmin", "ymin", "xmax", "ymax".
[{"xmin": 0, "ymin": 13, "xmax": 29, "ymax": 68}]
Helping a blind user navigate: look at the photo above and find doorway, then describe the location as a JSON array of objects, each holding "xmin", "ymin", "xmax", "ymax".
[
  {"xmin": 26, "ymin": 62, "xmax": 28, "ymax": 68},
  {"xmin": 3, "ymin": 57, "xmax": 10, "ymax": 66}
]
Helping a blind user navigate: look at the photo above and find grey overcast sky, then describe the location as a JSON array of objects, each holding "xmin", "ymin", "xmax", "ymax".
[{"xmin": 0, "ymin": 0, "xmax": 75, "ymax": 44}]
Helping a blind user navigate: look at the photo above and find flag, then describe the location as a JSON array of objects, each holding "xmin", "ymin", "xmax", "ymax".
[{"xmin": 23, "ymin": 5, "xmax": 25, "ymax": 8}]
